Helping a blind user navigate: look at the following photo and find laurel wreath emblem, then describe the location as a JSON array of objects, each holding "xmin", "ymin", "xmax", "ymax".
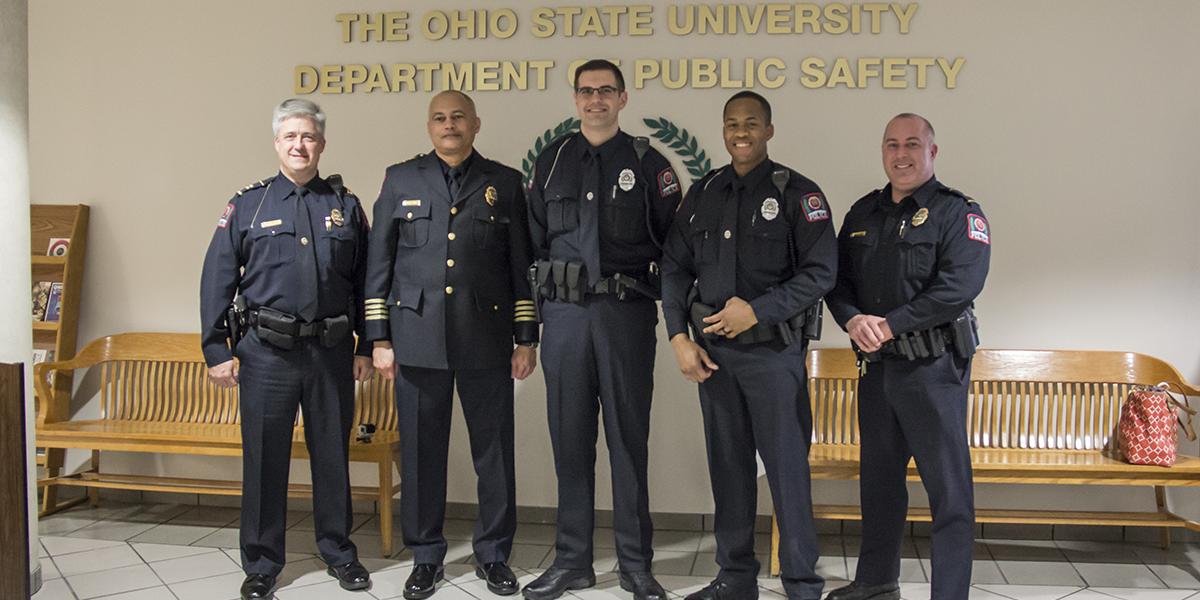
[
  {"xmin": 521, "ymin": 118, "xmax": 581, "ymax": 187},
  {"xmin": 521, "ymin": 116, "xmax": 712, "ymax": 187},
  {"xmin": 642, "ymin": 117, "xmax": 712, "ymax": 183}
]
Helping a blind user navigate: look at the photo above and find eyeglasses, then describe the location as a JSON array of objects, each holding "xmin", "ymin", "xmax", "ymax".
[{"xmin": 575, "ymin": 86, "xmax": 621, "ymax": 98}]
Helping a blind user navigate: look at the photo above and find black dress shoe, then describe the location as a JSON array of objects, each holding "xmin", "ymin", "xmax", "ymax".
[
  {"xmin": 240, "ymin": 574, "xmax": 276, "ymax": 600},
  {"xmin": 404, "ymin": 563, "xmax": 445, "ymax": 600},
  {"xmin": 618, "ymin": 571, "xmax": 667, "ymax": 600},
  {"xmin": 327, "ymin": 560, "xmax": 372, "ymax": 591},
  {"xmin": 684, "ymin": 579, "xmax": 759, "ymax": 600},
  {"xmin": 823, "ymin": 581, "xmax": 900, "ymax": 600},
  {"xmin": 522, "ymin": 567, "xmax": 596, "ymax": 600},
  {"xmin": 476, "ymin": 561, "xmax": 520, "ymax": 595}
]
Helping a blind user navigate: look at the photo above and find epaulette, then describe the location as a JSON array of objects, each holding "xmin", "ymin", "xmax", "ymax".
[
  {"xmin": 942, "ymin": 186, "xmax": 977, "ymax": 205},
  {"xmin": 326, "ymin": 173, "xmax": 352, "ymax": 197},
  {"xmin": 234, "ymin": 178, "xmax": 270, "ymax": 197},
  {"xmin": 857, "ymin": 189, "xmax": 881, "ymax": 203}
]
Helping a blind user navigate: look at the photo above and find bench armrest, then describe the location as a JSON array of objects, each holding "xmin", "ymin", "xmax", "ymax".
[{"xmin": 34, "ymin": 350, "xmax": 108, "ymax": 425}]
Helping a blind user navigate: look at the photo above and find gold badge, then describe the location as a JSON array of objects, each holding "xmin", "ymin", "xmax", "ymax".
[
  {"xmin": 485, "ymin": 186, "xmax": 497, "ymax": 206},
  {"xmin": 330, "ymin": 208, "xmax": 345, "ymax": 227},
  {"xmin": 911, "ymin": 207, "xmax": 929, "ymax": 227}
]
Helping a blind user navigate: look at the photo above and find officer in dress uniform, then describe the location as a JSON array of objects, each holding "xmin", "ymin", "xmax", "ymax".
[
  {"xmin": 364, "ymin": 90, "xmax": 538, "ymax": 600},
  {"xmin": 824, "ymin": 114, "xmax": 991, "ymax": 600},
  {"xmin": 522, "ymin": 60, "xmax": 682, "ymax": 600},
  {"xmin": 661, "ymin": 92, "xmax": 836, "ymax": 600},
  {"xmin": 200, "ymin": 98, "xmax": 374, "ymax": 600}
]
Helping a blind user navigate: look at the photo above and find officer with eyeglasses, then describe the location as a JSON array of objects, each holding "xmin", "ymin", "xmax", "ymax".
[{"xmin": 523, "ymin": 59, "xmax": 683, "ymax": 600}]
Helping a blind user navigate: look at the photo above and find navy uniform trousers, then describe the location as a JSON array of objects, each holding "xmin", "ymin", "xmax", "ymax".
[
  {"xmin": 237, "ymin": 330, "xmax": 358, "ymax": 576},
  {"xmin": 396, "ymin": 365, "xmax": 517, "ymax": 565},
  {"xmin": 700, "ymin": 341, "xmax": 823, "ymax": 600},
  {"xmin": 541, "ymin": 294, "xmax": 657, "ymax": 573},
  {"xmin": 856, "ymin": 352, "xmax": 974, "ymax": 599}
]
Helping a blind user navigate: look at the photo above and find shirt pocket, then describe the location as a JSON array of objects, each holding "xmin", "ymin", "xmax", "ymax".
[
  {"xmin": 322, "ymin": 225, "xmax": 357, "ymax": 274},
  {"xmin": 689, "ymin": 211, "xmax": 720, "ymax": 265},
  {"xmin": 394, "ymin": 199, "xmax": 432, "ymax": 248},
  {"xmin": 545, "ymin": 187, "xmax": 580, "ymax": 234},
  {"xmin": 750, "ymin": 218, "xmax": 790, "ymax": 270},
  {"xmin": 897, "ymin": 226, "xmax": 938, "ymax": 281},
  {"xmin": 249, "ymin": 220, "xmax": 297, "ymax": 267},
  {"xmin": 472, "ymin": 208, "xmax": 510, "ymax": 249},
  {"xmin": 602, "ymin": 185, "xmax": 644, "ymax": 243}
]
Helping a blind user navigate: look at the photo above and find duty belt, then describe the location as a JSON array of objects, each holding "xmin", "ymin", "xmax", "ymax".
[
  {"xmin": 532, "ymin": 259, "xmax": 659, "ymax": 303},
  {"xmin": 246, "ymin": 307, "xmax": 352, "ymax": 350},
  {"xmin": 858, "ymin": 309, "xmax": 979, "ymax": 365}
]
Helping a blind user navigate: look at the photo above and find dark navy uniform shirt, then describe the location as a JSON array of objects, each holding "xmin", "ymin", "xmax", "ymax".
[
  {"xmin": 826, "ymin": 176, "xmax": 991, "ymax": 335},
  {"xmin": 199, "ymin": 172, "xmax": 370, "ymax": 367},
  {"xmin": 527, "ymin": 130, "xmax": 683, "ymax": 282},
  {"xmin": 661, "ymin": 159, "xmax": 838, "ymax": 339}
]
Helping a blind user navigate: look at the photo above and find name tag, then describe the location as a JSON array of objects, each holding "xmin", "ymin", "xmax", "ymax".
[
  {"xmin": 402, "ymin": 199, "xmax": 422, "ymax": 207},
  {"xmin": 260, "ymin": 219, "xmax": 283, "ymax": 228},
  {"xmin": 849, "ymin": 231, "xmax": 867, "ymax": 238}
]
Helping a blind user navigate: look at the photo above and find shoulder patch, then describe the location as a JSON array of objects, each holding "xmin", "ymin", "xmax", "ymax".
[
  {"xmin": 657, "ymin": 167, "xmax": 680, "ymax": 198},
  {"xmin": 966, "ymin": 213, "xmax": 990, "ymax": 245},
  {"xmin": 800, "ymin": 192, "xmax": 830, "ymax": 222},
  {"xmin": 216, "ymin": 203, "xmax": 234, "ymax": 228}
]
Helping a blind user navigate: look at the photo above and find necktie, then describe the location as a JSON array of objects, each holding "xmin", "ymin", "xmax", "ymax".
[
  {"xmin": 448, "ymin": 165, "xmax": 464, "ymax": 201},
  {"xmin": 579, "ymin": 148, "xmax": 602, "ymax": 286},
  {"xmin": 715, "ymin": 180, "xmax": 742, "ymax": 303},
  {"xmin": 294, "ymin": 188, "xmax": 319, "ymax": 321}
]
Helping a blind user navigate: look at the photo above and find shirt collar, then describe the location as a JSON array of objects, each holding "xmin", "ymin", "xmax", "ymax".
[
  {"xmin": 582, "ymin": 129, "xmax": 628, "ymax": 162},
  {"xmin": 878, "ymin": 175, "xmax": 940, "ymax": 209},
  {"xmin": 437, "ymin": 150, "xmax": 476, "ymax": 177},
  {"xmin": 269, "ymin": 171, "xmax": 328, "ymax": 202}
]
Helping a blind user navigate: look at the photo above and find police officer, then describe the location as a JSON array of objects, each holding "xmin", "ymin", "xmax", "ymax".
[
  {"xmin": 824, "ymin": 114, "xmax": 990, "ymax": 600},
  {"xmin": 661, "ymin": 91, "xmax": 836, "ymax": 600},
  {"xmin": 200, "ymin": 98, "xmax": 373, "ymax": 600},
  {"xmin": 523, "ymin": 60, "xmax": 681, "ymax": 600},
  {"xmin": 364, "ymin": 90, "xmax": 538, "ymax": 599}
]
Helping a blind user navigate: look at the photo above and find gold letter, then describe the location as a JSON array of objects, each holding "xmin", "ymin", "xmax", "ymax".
[
  {"xmin": 335, "ymin": 13, "xmax": 358, "ymax": 43},
  {"xmin": 531, "ymin": 7, "xmax": 555, "ymax": 38},
  {"xmin": 759, "ymin": 58, "xmax": 786, "ymax": 89},
  {"xmin": 893, "ymin": 3, "xmax": 918, "ymax": 34},
  {"xmin": 799, "ymin": 58, "xmax": 826, "ymax": 89},
  {"xmin": 937, "ymin": 57, "xmax": 965, "ymax": 88},
  {"xmin": 634, "ymin": 59, "xmax": 660, "ymax": 89},
  {"xmin": 294, "ymin": 65, "xmax": 318, "ymax": 94}
]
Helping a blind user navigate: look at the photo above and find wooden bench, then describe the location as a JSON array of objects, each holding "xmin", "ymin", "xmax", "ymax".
[
  {"xmin": 770, "ymin": 348, "xmax": 1200, "ymax": 575},
  {"xmin": 34, "ymin": 332, "xmax": 402, "ymax": 555}
]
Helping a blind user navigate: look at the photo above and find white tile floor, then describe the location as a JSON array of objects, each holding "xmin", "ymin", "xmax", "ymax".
[{"xmin": 31, "ymin": 502, "xmax": 1200, "ymax": 600}]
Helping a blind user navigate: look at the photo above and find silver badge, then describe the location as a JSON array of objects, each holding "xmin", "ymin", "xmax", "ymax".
[
  {"xmin": 760, "ymin": 197, "xmax": 780, "ymax": 221},
  {"xmin": 618, "ymin": 168, "xmax": 636, "ymax": 192}
]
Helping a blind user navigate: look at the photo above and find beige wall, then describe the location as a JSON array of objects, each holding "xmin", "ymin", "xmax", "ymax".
[{"xmin": 28, "ymin": 0, "xmax": 1200, "ymax": 517}]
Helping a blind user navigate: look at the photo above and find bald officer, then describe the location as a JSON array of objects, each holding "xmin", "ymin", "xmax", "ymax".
[{"xmin": 364, "ymin": 90, "xmax": 538, "ymax": 600}]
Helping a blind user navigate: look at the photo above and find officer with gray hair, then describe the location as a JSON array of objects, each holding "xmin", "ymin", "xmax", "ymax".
[{"xmin": 201, "ymin": 97, "xmax": 374, "ymax": 599}]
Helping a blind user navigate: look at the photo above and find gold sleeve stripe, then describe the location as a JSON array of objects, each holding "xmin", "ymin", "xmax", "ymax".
[
  {"xmin": 365, "ymin": 299, "xmax": 388, "ymax": 305},
  {"xmin": 515, "ymin": 300, "xmax": 536, "ymax": 307},
  {"xmin": 365, "ymin": 315, "xmax": 389, "ymax": 321},
  {"xmin": 515, "ymin": 316, "xmax": 538, "ymax": 322}
]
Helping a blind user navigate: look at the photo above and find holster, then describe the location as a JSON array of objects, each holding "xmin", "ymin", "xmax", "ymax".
[
  {"xmin": 319, "ymin": 314, "xmax": 351, "ymax": 348},
  {"xmin": 254, "ymin": 307, "xmax": 298, "ymax": 350},
  {"xmin": 226, "ymin": 296, "xmax": 247, "ymax": 354}
]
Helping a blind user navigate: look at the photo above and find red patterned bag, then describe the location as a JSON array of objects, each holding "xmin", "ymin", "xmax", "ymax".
[{"xmin": 1118, "ymin": 383, "xmax": 1196, "ymax": 467}]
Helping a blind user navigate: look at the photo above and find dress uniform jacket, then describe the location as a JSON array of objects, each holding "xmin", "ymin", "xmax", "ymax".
[
  {"xmin": 825, "ymin": 176, "xmax": 990, "ymax": 600},
  {"xmin": 363, "ymin": 151, "xmax": 538, "ymax": 365}
]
